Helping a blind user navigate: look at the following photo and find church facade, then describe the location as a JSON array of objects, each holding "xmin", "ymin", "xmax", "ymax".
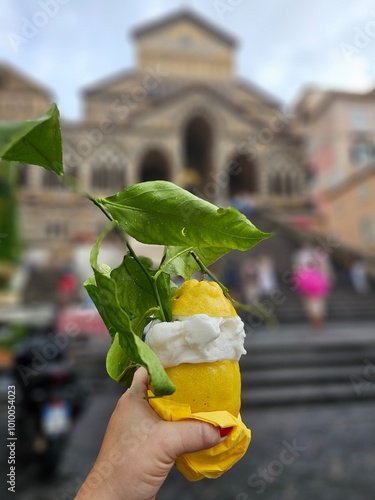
[{"xmin": 2, "ymin": 10, "xmax": 308, "ymax": 249}]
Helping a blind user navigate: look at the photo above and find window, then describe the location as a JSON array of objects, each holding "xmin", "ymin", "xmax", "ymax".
[
  {"xmin": 180, "ymin": 35, "xmax": 192, "ymax": 47},
  {"xmin": 351, "ymin": 108, "xmax": 368, "ymax": 131},
  {"xmin": 91, "ymin": 165, "xmax": 125, "ymax": 189},
  {"xmin": 91, "ymin": 164, "xmax": 125, "ymax": 190},
  {"xmin": 18, "ymin": 163, "xmax": 28, "ymax": 187},
  {"xmin": 90, "ymin": 150, "xmax": 126, "ymax": 190},
  {"xmin": 334, "ymin": 201, "xmax": 344, "ymax": 214},
  {"xmin": 269, "ymin": 173, "xmax": 295, "ymax": 197},
  {"xmin": 360, "ymin": 216, "xmax": 375, "ymax": 243},
  {"xmin": 350, "ymin": 142, "xmax": 374, "ymax": 168},
  {"xmin": 91, "ymin": 165, "xmax": 108, "ymax": 188},
  {"xmin": 270, "ymin": 173, "xmax": 283, "ymax": 195},
  {"xmin": 42, "ymin": 170, "xmax": 63, "ymax": 188},
  {"xmin": 65, "ymin": 163, "xmax": 78, "ymax": 179},
  {"xmin": 46, "ymin": 222, "xmax": 68, "ymax": 239},
  {"xmin": 284, "ymin": 175, "xmax": 294, "ymax": 196},
  {"xmin": 357, "ymin": 182, "xmax": 371, "ymax": 201}
]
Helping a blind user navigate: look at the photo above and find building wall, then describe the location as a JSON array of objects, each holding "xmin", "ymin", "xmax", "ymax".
[
  {"xmin": 323, "ymin": 173, "xmax": 375, "ymax": 254},
  {"xmin": 0, "ymin": 66, "xmax": 51, "ymax": 121},
  {"xmin": 3, "ymin": 12, "xmax": 308, "ymax": 248},
  {"xmin": 136, "ymin": 19, "xmax": 234, "ymax": 79}
]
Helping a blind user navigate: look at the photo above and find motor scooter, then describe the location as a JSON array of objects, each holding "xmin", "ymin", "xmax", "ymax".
[{"xmin": 14, "ymin": 334, "xmax": 88, "ymax": 478}]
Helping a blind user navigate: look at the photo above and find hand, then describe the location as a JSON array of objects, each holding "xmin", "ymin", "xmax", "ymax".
[{"xmin": 76, "ymin": 367, "xmax": 223, "ymax": 500}]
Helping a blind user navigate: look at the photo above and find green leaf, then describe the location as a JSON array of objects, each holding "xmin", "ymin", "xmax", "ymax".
[
  {"xmin": 111, "ymin": 254, "xmax": 160, "ymax": 318},
  {"xmin": 161, "ymin": 245, "xmax": 230, "ymax": 279},
  {"xmin": 84, "ymin": 274, "xmax": 117, "ymax": 338},
  {"xmin": 0, "ymin": 161, "xmax": 21, "ymax": 263},
  {"xmin": 99, "ymin": 181, "xmax": 270, "ymax": 250},
  {"xmin": 106, "ymin": 333, "xmax": 137, "ymax": 387},
  {"xmin": 90, "ymin": 226, "xmax": 175, "ymax": 396},
  {"xmin": 0, "ymin": 104, "xmax": 63, "ymax": 175}
]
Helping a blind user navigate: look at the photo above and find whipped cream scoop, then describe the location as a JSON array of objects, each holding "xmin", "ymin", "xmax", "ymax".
[{"xmin": 145, "ymin": 314, "xmax": 246, "ymax": 368}]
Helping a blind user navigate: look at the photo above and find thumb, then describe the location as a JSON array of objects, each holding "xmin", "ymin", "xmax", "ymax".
[{"xmin": 164, "ymin": 419, "xmax": 222, "ymax": 459}]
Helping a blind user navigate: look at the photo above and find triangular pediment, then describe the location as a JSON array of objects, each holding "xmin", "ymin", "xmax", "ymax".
[
  {"xmin": 127, "ymin": 85, "xmax": 263, "ymax": 134},
  {"xmin": 132, "ymin": 9, "xmax": 236, "ymax": 47}
]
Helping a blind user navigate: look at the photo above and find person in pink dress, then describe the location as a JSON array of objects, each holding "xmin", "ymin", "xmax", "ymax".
[{"xmin": 293, "ymin": 245, "xmax": 332, "ymax": 329}]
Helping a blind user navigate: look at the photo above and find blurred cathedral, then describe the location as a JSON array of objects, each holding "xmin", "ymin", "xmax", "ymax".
[{"xmin": 0, "ymin": 9, "xmax": 308, "ymax": 249}]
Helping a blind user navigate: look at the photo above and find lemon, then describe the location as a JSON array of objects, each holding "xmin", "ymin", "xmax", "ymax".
[
  {"xmin": 152, "ymin": 279, "xmax": 242, "ymax": 417},
  {"xmin": 165, "ymin": 360, "xmax": 241, "ymax": 415},
  {"xmin": 172, "ymin": 279, "xmax": 237, "ymax": 318}
]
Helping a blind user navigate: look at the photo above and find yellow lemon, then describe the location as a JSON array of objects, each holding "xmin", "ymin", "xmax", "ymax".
[
  {"xmin": 153, "ymin": 279, "xmax": 242, "ymax": 416},
  {"xmin": 172, "ymin": 279, "xmax": 237, "ymax": 318},
  {"xmin": 165, "ymin": 360, "xmax": 241, "ymax": 415}
]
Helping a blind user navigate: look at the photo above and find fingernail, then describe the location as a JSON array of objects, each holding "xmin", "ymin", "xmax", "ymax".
[{"xmin": 219, "ymin": 426, "xmax": 233, "ymax": 438}]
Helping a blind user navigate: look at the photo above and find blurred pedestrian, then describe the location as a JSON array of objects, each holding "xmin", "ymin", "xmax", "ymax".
[
  {"xmin": 241, "ymin": 258, "xmax": 260, "ymax": 304},
  {"xmin": 293, "ymin": 245, "xmax": 332, "ymax": 330},
  {"xmin": 350, "ymin": 257, "xmax": 370, "ymax": 294},
  {"xmin": 258, "ymin": 254, "xmax": 277, "ymax": 297},
  {"xmin": 58, "ymin": 264, "xmax": 78, "ymax": 306},
  {"xmin": 223, "ymin": 258, "xmax": 241, "ymax": 301}
]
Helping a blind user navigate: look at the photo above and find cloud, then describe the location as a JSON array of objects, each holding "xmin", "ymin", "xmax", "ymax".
[
  {"xmin": 1, "ymin": 0, "xmax": 375, "ymax": 119},
  {"xmin": 319, "ymin": 53, "xmax": 373, "ymax": 92}
]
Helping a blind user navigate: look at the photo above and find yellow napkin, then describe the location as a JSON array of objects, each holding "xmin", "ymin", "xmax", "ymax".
[{"xmin": 148, "ymin": 393, "xmax": 251, "ymax": 481}]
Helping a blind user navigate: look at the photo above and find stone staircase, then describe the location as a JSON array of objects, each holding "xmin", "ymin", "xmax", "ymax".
[
  {"xmin": 272, "ymin": 285, "xmax": 375, "ymax": 323},
  {"xmin": 240, "ymin": 324, "xmax": 375, "ymax": 407}
]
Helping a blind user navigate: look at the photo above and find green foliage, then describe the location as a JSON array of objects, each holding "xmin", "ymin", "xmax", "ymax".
[
  {"xmin": 0, "ymin": 103, "xmax": 272, "ymax": 395},
  {"xmin": 85, "ymin": 226, "xmax": 175, "ymax": 396},
  {"xmin": 0, "ymin": 161, "xmax": 20, "ymax": 264},
  {"xmin": 0, "ymin": 104, "xmax": 63, "ymax": 175}
]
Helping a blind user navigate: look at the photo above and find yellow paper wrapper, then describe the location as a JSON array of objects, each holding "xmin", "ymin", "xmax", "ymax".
[{"xmin": 148, "ymin": 393, "xmax": 251, "ymax": 481}]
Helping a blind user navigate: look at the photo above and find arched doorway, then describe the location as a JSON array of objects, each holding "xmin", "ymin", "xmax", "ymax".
[
  {"xmin": 139, "ymin": 149, "xmax": 170, "ymax": 182},
  {"xmin": 182, "ymin": 116, "xmax": 213, "ymax": 196},
  {"xmin": 228, "ymin": 154, "xmax": 257, "ymax": 198}
]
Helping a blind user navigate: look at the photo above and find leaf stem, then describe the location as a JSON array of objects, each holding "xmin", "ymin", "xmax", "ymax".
[
  {"xmin": 189, "ymin": 251, "xmax": 228, "ymax": 294},
  {"xmin": 132, "ymin": 307, "xmax": 160, "ymax": 335}
]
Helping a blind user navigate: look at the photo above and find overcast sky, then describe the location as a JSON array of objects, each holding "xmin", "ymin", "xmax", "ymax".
[{"xmin": 1, "ymin": 0, "xmax": 375, "ymax": 120}]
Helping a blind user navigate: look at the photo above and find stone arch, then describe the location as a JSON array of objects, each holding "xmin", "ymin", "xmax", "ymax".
[
  {"xmin": 227, "ymin": 153, "xmax": 257, "ymax": 198},
  {"xmin": 138, "ymin": 148, "xmax": 171, "ymax": 182},
  {"xmin": 181, "ymin": 114, "xmax": 214, "ymax": 196},
  {"xmin": 90, "ymin": 147, "xmax": 127, "ymax": 191}
]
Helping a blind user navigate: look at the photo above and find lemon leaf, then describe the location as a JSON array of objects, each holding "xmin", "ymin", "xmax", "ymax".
[
  {"xmin": 89, "ymin": 226, "xmax": 175, "ymax": 396},
  {"xmin": 111, "ymin": 254, "xmax": 159, "ymax": 318},
  {"xmin": 106, "ymin": 333, "xmax": 138, "ymax": 387},
  {"xmin": 98, "ymin": 181, "xmax": 270, "ymax": 250},
  {"xmin": 0, "ymin": 104, "xmax": 63, "ymax": 175},
  {"xmin": 84, "ymin": 274, "xmax": 117, "ymax": 339}
]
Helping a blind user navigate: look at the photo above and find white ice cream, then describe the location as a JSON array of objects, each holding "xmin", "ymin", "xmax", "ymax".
[{"xmin": 145, "ymin": 314, "xmax": 246, "ymax": 368}]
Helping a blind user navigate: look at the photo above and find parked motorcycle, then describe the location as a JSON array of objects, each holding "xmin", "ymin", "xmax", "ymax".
[{"xmin": 14, "ymin": 334, "xmax": 88, "ymax": 478}]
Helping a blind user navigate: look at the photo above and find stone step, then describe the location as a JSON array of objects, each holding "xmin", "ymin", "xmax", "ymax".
[
  {"xmin": 269, "ymin": 287, "xmax": 375, "ymax": 322},
  {"xmin": 241, "ymin": 365, "xmax": 369, "ymax": 388},
  {"xmin": 241, "ymin": 349, "xmax": 375, "ymax": 371},
  {"xmin": 241, "ymin": 381, "xmax": 375, "ymax": 407},
  {"xmin": 239, "ymin": 326, "xmax": 375, "ymax": 405}
]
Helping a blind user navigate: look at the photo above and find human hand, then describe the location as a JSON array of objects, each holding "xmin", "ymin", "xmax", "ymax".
[{"xmin": 76, "ymin": 367, "xmax": 223, "ymax": 500}]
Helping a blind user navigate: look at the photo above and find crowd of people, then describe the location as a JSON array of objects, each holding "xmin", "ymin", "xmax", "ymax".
[{"xmin": 222, "ymin": 244, "xmax": 372, "ymax": 331}]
